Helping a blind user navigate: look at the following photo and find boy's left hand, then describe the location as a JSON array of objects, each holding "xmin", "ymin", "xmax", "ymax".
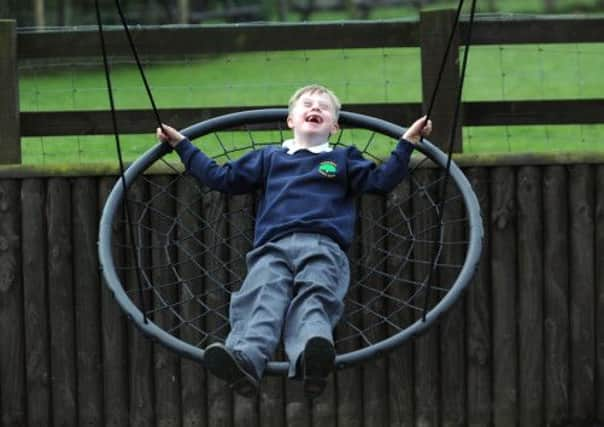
[
  {"xmin": 402, "ymin": 116, "xmax": 432, "ymax": 144},
  {"xmin": 157, "ymin": 124, "xmax": 186, "ymax": 148}
]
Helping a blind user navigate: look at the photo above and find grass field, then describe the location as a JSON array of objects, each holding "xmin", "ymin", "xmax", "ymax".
[{"xmin": 17, "ymin": 3, "xmax": 604, "ymax": 164}]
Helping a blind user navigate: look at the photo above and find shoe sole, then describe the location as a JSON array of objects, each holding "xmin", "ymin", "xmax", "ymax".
[
  {"xmin": 204, "ymin": 344, "xmax": 258, "ymax": 398},
  {"xmin": 303, "ymin": 337, "xmax": 335, "ymax": 400}
]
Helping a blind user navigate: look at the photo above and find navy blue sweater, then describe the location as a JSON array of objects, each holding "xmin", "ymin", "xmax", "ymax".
[{"xmin": 175, "ymin": 139, "xmax": 413, "ymax": 250}]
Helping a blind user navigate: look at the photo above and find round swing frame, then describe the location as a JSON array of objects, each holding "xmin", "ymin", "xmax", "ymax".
[{"xmin": 98, "ymin": 108, "xmax": 483, "ymax": 375}]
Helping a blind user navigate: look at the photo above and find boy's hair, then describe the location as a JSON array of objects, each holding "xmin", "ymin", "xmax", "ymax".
[{"xmin": 288, "ymin": 84, "xmax": 342, "ymax": 118}]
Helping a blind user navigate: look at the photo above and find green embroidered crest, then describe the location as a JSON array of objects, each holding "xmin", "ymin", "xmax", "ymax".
[{"xmin": 318, "ymin": 161, "xmax": 338, "ymax": 178}]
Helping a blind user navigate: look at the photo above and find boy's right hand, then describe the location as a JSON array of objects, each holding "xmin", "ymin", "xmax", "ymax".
[
  {"xmin": 402, "ymin": 115, "xmax": 432, "ymax": 144},
  {"xmin": 156, "ymin": 124, "xmax": 186, "ymax": 148}
]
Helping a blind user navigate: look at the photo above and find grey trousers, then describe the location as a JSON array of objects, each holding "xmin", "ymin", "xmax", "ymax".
[{"xmin": 225, "ymin": 232, "xmax": 350, "ymax": 378}]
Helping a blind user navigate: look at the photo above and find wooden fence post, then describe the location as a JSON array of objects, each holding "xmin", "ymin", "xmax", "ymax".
[
  {"xmin": 419, "ymin": 9, "xmax": 462, "ymax": 152},
  {"xmin": 0, "ymin": 20, "xmax": 20, "ymax": 164}
]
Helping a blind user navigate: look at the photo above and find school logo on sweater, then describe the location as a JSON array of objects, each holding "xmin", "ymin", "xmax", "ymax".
[{"xmin": 318, "ymin": 161, "xmax": 338, "ymax": 178}]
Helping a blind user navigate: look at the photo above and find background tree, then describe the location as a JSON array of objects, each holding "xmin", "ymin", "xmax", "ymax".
[
  {"xmin": 277, "ymin": 0, "xmax": 288, "ymax": 20},
  {"xmin": 544, "ymin": 0, "xmax": 556, "ymax": 12},
  {"xmin": 179, "ymin": 0, "xmax": 190, "ymax": 23},
  {"xmin": 34, "ymin": 0, "xmax": 45, "ymax": 28}
]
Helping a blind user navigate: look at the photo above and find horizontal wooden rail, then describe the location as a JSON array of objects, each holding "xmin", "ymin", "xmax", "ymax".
[
  {"xmin": 463, "ymin": 99, "xmax": 604, "ymax": 126},
  {"xmin": 16, "ymin": 15, "xmax": 604, "ymax": 59},
  {"xmin": 16, "ymin": 21, "xmax": 420, "ymax": 58},
  {"xmin": 19, "ymin": 99, "xmax": 604, "ymax": 136},
  {"xmin": 463, "ymin": 15, "xmax": 604, "ymax": 44},
  {"xmin": 4, "ymin": 150, "xmax": 604, "ymax": 179}
]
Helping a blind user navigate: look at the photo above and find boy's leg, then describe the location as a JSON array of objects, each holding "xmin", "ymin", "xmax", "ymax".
[
  {"xmin": 283, "ymin": 234, "xmax": 350, "ymax": 383},
  {"xmin": 224, "ymin": 242, "xmax": 293, "ymax": 380}
]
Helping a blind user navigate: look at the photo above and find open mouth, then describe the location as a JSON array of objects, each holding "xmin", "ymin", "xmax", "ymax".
[{"xmin": 305, "ymin": 114, "xmax": 323, "ymax": 124}]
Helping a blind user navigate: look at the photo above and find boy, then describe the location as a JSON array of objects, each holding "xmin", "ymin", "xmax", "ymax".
[{"xmin": 157, "ymin": 84, "xmax": 432, "ymax": 399}]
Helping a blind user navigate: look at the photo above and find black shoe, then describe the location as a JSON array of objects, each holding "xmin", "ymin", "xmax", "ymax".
[
  {"xmin": 301, "ymin": 337, "xmax": 335, "ymax": 400},
  {"xmin": 204, "ymin": 343, "xmax": 259, "ymax": 398}
]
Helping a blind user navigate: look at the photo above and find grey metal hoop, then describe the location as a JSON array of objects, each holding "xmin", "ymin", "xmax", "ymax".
[{"xmin": 98, "ymin": 108, "xmax": 483, "ymax": 375}]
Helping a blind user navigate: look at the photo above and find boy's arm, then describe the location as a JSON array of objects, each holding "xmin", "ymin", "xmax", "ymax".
[
  {"xmin": 348, "ymin": 116, "xmax": 432, "ymax": 194},
  {"xmin": 157, "ymin": 124, "xmax": 263, "ymax": 194}
]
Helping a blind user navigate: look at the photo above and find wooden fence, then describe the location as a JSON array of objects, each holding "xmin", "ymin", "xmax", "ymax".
[
  {"xmin": 0, "ymin": 157, "xmax": 603, "ymax": 426},
  {"xmin": 0, "ymin": 10, "xmax": 603, "ymax": 427}
]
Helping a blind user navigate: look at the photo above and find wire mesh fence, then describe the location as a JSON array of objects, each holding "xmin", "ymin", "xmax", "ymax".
[{"xmin": 18, "ymin": 40, "xmax": 604, "ymax": 164}]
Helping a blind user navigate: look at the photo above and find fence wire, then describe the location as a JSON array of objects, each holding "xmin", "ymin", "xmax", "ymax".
[{"xmin": 17, "ymin": 41, "xmax": 604, "ymax": 164}]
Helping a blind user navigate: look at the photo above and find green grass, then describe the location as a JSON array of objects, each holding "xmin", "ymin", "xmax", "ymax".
[{"xmin": 17, "ymin": 8, "xmax": 604, "ymax": 164}]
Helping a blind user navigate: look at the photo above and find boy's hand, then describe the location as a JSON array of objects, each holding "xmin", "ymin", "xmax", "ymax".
[
  {"xmin": 156, "ymin": 124, "xmax": 186, "ymax": 148},
  {"xmin": 402, "ymin": 115, "xmax": 432, "ymax": 144}
]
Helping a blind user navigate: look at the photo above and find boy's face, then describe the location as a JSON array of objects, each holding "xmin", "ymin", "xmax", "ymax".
[{"xmin": 287, "ymin": 91, "xmax": 339, "ymax": 139}]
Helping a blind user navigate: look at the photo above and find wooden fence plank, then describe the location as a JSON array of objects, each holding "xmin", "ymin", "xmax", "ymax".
[
  {"xmin": 568, "ymin": 165, "xmax": 596, "ymax": 423},
  {"xmin": 19, "ymin": 99, "xmax": 604, "ymax": 137},
  {"xmin": 21, "ymin": 179, "xmax": 51, "ymax": 426},
  {"xmin": 73, "ymin": 178, "xmax": 104, "ymax": 426},
  {"xmin": 360, "ymin": 194, "xmax": 389, "ymax": 427},
  {"xmin": 229, "ymin": 193, "xmax": 260, "ymax": 427},
  {"xmin": 0, "ymin": 179, "xmax": 25, "ymax": 425},
  {"xmin": 98, "ymin": 176, "xmax": 130, "ymax": 427},
  {"xmin": 335, "ymin": 229, "xmax": 363, "ymax": 427},
  {"xmin": 386, "ymin": 182, "xmax": 414, "ymax": 427},
  {"xmin": 465, "ymin": 168, "xmax": 491, "ymax": 427},
  {"xmin": 596, "ymin": 165, "xmax": 604, "ymax": 422},
  {"xmin": 150, "ymin": 175, "xmax": 183, "ymax": 427},
  {"xmin": 203, "ymin": 191, "xmax": 233, "ymax": 427},
  {"xmin": 313, "ymin": 376, "xmax": 336, "ymax": 427},
  {"xmin": 123, "ymin": 177, "xmax": 156, "ymax": 427},
  {"xmin": 517, "ymin": 166, "xmax": 544, "ymax": 427},
  {"xmin": 177, "ymin": 177, "xmax": 208, "ymax": 427},
  {"xmin": 543, "ymin": 166, "xmax": 570, "ymax": 426},
  {"xmin": 16, "ymin": 17, "xmax": 604, "ymax": 61},
  {"xmin": 465, "ymin": 16, "xmax": 604, "ymax": 45},
  {"xmin": 260, "ymin": 368, "xmax": 286, "ymax": 427},
  {"xmin": 285, "ymin": 381, "xmax": 311, "ymax": 427},
  {"xmin": 47, "ymin": 178, "xmax": 77, "ymax": 426},
  {"xmin": 420, "ymin": 9, "xmax": 461, "ymax": 153},
  {"xmin": 440, "ymin": 173, "xmax": 468, "ymax": 426},
  {"xmin": 0, "ymin": 20, "xmax": 20, "ymax": 164},
  {"xmin": 490, "ymin": 167, "xmax": 517, "ymax": 427},
  {"xmin": 17, "ymin": 21, "xmax": 419, "ymax": 59},
  {"xmin": 18, "ymin": 104, "xmax": 421, "ymax": 137},
  {"xmin": 464, "ymin": 99, "xmax": 604, "ymax": 126},
  {"xmin": 412, "ymin": 169, "xmax": 440, "ymax": 427}
]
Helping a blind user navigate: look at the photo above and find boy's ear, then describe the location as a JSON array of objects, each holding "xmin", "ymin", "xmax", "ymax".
[
  {"xmin": 330, "ymin": 122, "xmax": 340, "ymax": 135},
  {"xmin": 287, "ymin": 115, "xmax": 294, "ymax": 129}
]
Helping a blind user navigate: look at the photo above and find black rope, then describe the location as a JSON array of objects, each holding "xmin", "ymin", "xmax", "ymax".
[
  {"xmin": 112, "ymin": 0, "xmax": 167, "ymax": 135},
  {"xmin": 94, "ymin": 0, "xmax": 149, "ymax": 323},
  {"xmin": 423, "ymin": 0, "xmax": 468, "ymax": 122},
  {"xmin": 421, "ymin": 0, "xmax": 478, "ymax": 321}
]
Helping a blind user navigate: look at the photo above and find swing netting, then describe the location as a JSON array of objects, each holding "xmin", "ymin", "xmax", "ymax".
[{"xmin": 98, "ymin": 108, "xmax": 483, "ymax": 375}]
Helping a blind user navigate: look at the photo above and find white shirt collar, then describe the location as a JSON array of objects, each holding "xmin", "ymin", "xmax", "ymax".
[{"xmin": 282, "ymin": 139, "xmax": 332, "ymax": 155}]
